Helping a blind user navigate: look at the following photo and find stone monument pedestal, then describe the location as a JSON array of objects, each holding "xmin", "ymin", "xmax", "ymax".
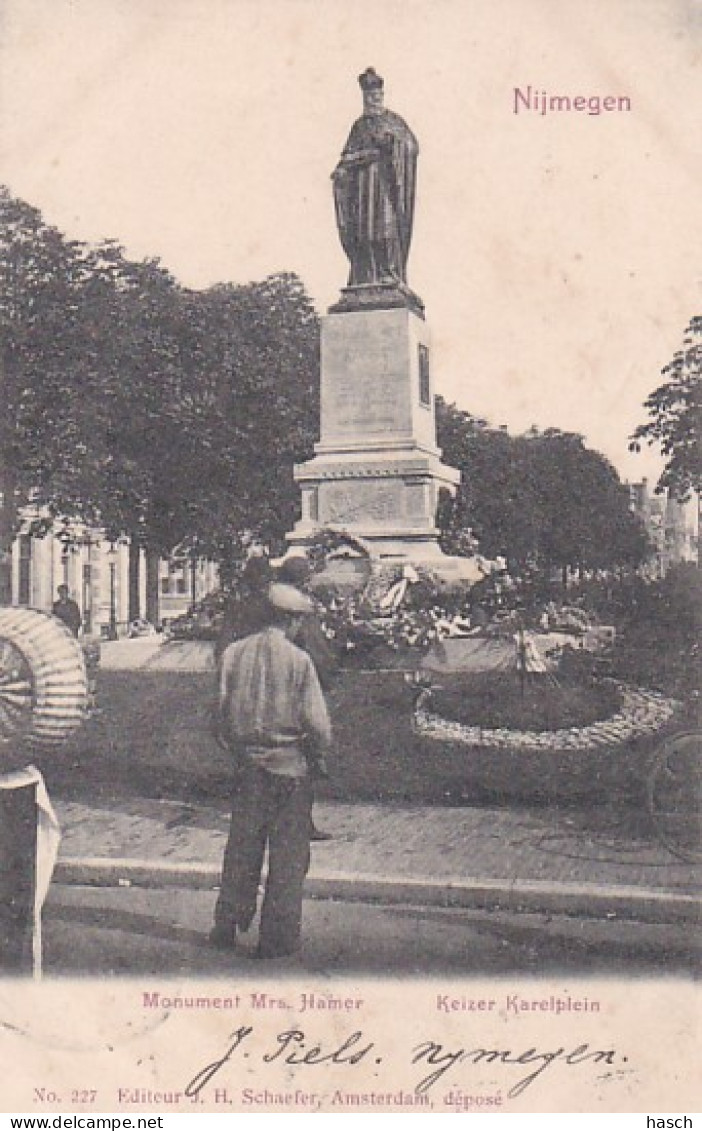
[{"xmin": 290, "ymin": 303, "xmax": 462, "ymax": 567}]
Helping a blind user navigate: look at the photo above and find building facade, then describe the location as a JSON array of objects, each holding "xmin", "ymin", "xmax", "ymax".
[
  {"xmin": 628, "ymin": 480, "xmax": 698, "ymax": 575},
  {"xmin": 7, "ymin": 518, "xmax": 218, "ymax": 637}
]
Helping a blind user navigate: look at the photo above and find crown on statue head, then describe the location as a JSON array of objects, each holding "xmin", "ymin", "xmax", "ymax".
[{"xmin": 358, "ymin": 67, "xmax": 384, "ymax": 92}]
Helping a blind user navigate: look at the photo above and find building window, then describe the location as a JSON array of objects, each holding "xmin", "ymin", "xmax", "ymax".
[
  {"xmin": 162, "ymin": 560, "xmax": 188, "ymax": 596},
  {"xmin": 418, "ymin": 344, "xmax": 431, "ymax": 407}
]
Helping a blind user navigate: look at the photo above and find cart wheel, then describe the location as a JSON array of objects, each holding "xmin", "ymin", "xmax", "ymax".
[
  {"xmin": 647, "ymin": 731, "xmax": 702, "ymax": 864},
  {"xmin": 0, "ymin": 607, "xmax": 89, "ymax": 751}
]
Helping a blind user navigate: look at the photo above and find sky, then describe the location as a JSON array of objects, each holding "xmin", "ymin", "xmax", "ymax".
[{"xmin": 1, "ymin": 0, "xmax": 701, "ymax": 487}]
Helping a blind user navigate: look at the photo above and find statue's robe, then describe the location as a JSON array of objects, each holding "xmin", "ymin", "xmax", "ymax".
[{"xmin": 333, "ymin": 109, "xmax": 418, "ymax": 288}]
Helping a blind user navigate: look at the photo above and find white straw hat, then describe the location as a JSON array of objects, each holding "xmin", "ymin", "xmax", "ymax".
[{"xmin": 268, "ymin": 582, "xmax": 314, "ymax": 614}]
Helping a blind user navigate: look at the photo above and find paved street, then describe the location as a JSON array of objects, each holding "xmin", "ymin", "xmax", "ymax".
[{"xmin": 43, "ymin": 883, "xmax": 700, "ymax": 979}]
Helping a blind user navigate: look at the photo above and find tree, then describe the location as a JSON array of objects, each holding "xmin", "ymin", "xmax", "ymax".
[
  {"xmin": 437, "ymin": 399, "xmax": 648, "ymax": 584},
  {"xmin": 630, "ymin": 316, "xmax": 701, "ymax": 564},
  {"xmin": 631, "ymin": 316, "xmax": 701, "ymax": 502},
  {"xmin": 0, "ymin": 220, "xmax": 193, "ymax": 616},
  {"xmin": 1, "ymin": 187, "xmax": 321, "ymax": 613},
  {"xmin": 167, "ymin": 273, "xmax": 320, "ymax": 566},
  {"xmin": 527, "ymin": 429, "xmax": 649, "ymax": 582},
  {"xmin": 0, "ymin": 188, "xmax": 91, "ymax": 602},
  {"xmin": 437, "ymin": 402, "xmax": 542, "ymax": 571},
  {"xmin": 77, "ymin": 249, "xmax": 194, "ymax": 619}
]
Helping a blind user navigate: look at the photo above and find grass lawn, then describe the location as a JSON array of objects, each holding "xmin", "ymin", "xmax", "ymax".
[
  {"xmin": 41, "ymin": 665, "xmax": 642, "ymax": 808},
  {"xmin": 40, "ymin": 667, "xmax": 543, "ymax": 807},
  {"xmin": 41, "ymin": 669, "xmax": 433, "ymax": 807}
]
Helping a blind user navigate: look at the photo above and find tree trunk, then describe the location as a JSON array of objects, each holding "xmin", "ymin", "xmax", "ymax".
[
  {"xmin": 0, "ymin": 464, "xmax": 18, "ymax": 608},
  {"xmin": 0, "ymin": 539, "xmax": 12, "ymax": 607},
  {"xmin": 0, "ymin": 350, "xmax": 15, "ymax": 607},
  {"xmin": 128, "ymin": 540, "xmax": 141, "ymax": 622},
  {"xmin": 145, "ymin": 550, "xmax": 160, "ymax": 627}
]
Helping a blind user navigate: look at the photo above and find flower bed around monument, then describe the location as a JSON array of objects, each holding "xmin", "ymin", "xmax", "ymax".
[{"xmin": 413, "ymin": 682, "xmax": 680, "ymax": 755}]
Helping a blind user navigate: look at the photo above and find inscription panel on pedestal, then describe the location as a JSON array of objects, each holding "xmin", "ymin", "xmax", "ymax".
[
  {"xmin": 322, "ymin": 314, "xmax": 411, "ymax": 436},
  {"xmin": 319, "ymin": 478, "xmax": 433, "ymax": 529}
]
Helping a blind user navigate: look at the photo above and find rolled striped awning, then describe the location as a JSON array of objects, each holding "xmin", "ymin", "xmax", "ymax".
[{"xmin": 0, "ymin": 607, "xmax": 89, "ymax": 751}]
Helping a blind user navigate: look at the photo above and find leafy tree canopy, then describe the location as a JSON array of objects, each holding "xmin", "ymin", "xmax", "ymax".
[
  {"xmin": 436, "ymin": 398, "xmax": 649, "ymax": 578},
  {"xmin": 630, "ymin": 315, "xmax": 701, "ymax": 502},
  {"xmin": 0, "ymin": 186, "xmax": 320, "ymax": 588}
]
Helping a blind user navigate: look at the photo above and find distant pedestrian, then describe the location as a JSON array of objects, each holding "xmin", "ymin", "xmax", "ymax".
[
  {"xmin": 212, "ymin": 583, "xmax": 332, "ymax": 960},
  {"xmin": 52, "ymin": 585, "xmax": 82, "ymax": 637}
]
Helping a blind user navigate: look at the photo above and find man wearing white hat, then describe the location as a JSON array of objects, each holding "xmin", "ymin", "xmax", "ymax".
[{"xmin": 212, "ymin": 583, "xmax": 332, "ymax": 959}]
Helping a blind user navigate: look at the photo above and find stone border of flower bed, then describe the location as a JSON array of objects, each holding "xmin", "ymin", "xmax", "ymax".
[{"xmin": 412, "ymin": 685, "xmax": 681, "ymax": 753}]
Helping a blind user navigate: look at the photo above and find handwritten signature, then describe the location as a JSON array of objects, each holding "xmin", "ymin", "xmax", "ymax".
[
  {"xmin": 185, "ymin": 1027, "xmax": 374, "ymax": 1098},
  {"xmin": 184, "ymin": 1026, "xmax": 622, "ymax": 1100}
]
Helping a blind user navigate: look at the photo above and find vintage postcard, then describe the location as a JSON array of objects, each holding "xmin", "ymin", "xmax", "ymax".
[{"xmin": 1, "ymin": 0, "xmax": 700, "ymax": 1117}]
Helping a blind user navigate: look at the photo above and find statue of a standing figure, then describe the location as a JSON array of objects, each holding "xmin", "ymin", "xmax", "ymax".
[{"xmin": 332, "ymin": 68, "xmax": 418, "ymax": 292}]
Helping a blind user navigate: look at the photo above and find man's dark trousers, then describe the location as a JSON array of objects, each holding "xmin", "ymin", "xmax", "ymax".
[{"xmin": 216, "ymin": 764, "xmax": 313, "ymax": 958}]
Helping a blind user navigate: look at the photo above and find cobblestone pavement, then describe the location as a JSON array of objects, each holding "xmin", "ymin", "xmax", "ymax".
[{"xmin": 55, "ymin": 793, "xmax": 701, "ymax": 894}]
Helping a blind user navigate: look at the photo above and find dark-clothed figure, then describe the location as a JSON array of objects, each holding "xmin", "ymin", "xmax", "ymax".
[
  {"xmin": 213, "ymin": 584, "xmax": 331, "ymax": 959},
  {"xmin": 0, "ymin": 779, "xmax": 36, "ymax": 972},
  {"xmin": 275, "ymin": 556, "xmax": 338, "ymax": 692},
  {"xmin": 214, "ymin": 556, "xmax": 272, "ymax": 668},
  {"xmin": 0, "ymin": 752, "xmax": 61, "ymax": 977},
  {"xmin": 52, "ymin": 586, "xmax": 82, "ymax": 637}
]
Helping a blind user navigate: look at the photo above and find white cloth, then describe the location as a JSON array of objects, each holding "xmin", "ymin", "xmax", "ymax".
[
  {"xmin": 517, "ymin": 632, "xmax": 550, "ymax": 674},
  {"xmin": 0, "ymin": 765, "xmax": 61, "ymax": 978}
]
